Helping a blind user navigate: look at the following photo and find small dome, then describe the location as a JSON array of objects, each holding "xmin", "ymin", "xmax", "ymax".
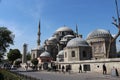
[
  {"xmin": 57, "ymin": 50, "xmax": 64, "ymax": 56},
  {"xmin": 56, "ymin": 26, "xmax": 73, "ymax": 32},
  {"xmin": 40, "ymin": 51, "xmax": 51, "ymax": 57},
  {"xmin": 87, "ymin": 29, "xmax": 111, "ymax": 40},
  {"xmin": 67, "ymin": 37, "xmax": 89, "ymax": 47}
]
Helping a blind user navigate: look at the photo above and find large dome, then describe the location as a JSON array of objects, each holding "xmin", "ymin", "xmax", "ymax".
[
  {"xmin": 66, "ymin": 37, "xmax": 89, "ymax": 47},
  {"xmin": 87, "ymin": 29, "xmax": 111, "ymax": 40},
  {"xmin": 56, "ymin": 26, "xmax": 73, "ymax": 32},
  {"xmin": 40, "ymin": 51, "xmax": 51, "ymax": 57}
]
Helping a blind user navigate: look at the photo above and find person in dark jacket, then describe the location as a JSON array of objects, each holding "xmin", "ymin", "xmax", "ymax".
[
  {"xmin": 79, "ymin": 64, "xmax": 82, "ymax": 73},
  {"xmin": 103, "ymin": 64, "xmax": 107, "ymax": 74}
]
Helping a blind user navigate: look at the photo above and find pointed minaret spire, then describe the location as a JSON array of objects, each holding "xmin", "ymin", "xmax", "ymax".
[
  {"xmin": 37, "ymin": 20, "xmax": 41, "ymax": 47},
  {"xmin": 76, "ymin": 24, "xmax": 78, "ymax": 37}
]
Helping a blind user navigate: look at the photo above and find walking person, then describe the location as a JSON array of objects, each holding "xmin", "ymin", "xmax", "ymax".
[
  {"xmin": 79, "ymin": 64, "xmax": 82, "ymax": 73},
  {"xmin": 103, "ymin": 64, "xmax": 107, "ymax": 74},
  {"xmin": 68, "ymin": 64, "xmax": 71, "ymax": 74},
  {"xmin": 62, "ymin": 65, "xmax": 65, "ymax": 73}
]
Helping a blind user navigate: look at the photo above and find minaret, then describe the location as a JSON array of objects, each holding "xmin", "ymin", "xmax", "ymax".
[
  {"xmin": 76, "ymin": 24, "xmax": 78, "ymax": 37},
  {"xmin": 76, "ymin": 24, "xmax": 82, "ymax": 38},
  {"xmin": 37, "ymin": 20, "xmax": 41, "ymax": 48}
]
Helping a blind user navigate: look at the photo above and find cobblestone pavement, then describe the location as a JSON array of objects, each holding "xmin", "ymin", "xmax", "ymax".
[{"xmin": 17, "ymin": 68, "xmax": 120, "ymax": 80}]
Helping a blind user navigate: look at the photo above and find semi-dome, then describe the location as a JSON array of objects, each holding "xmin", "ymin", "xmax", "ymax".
[
  {"xmin": 64, "ymin": 35, "xmax": 75, "ymax": 38},
  {"xmin": 66, "ymin": 37, "xmax": 89, "ymax": 47},
  {"xmin": 48, "ymin": 36, "xmax": 57, "ymax": 41},
  {"xmin": 60, "ymin": 35, "xmax": 75, "ymax": 42},
  {"xmin": 87, "ymin": 29, "xmax": 111, "ymax": 40},
  {"xmin": 40, "ymin": 51, "xmax": 51, "ymax": 57},
  {"xmin": 57, "ymin": 50, "xmax": 64, "ymax": 56},
  {"xmin": 56, "ymin": 26, "xmax": 73, "ymax": 32}
]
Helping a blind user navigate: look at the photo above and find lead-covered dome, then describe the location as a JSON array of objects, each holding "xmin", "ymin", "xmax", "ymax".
[
  {"xmin": 87, "ymin": 29, "xmax": 111, "ymax": 40},
  {"xmin": 57, "ymin": 50, "xmax": 64, "ymax": 56},
  {"xmin": 60, "ymin": 35, "xmax": 75, "ymax": 42},
  {"xmin": 66, "ymin": 37, "xmax": 89, "ymax": 47},
  {"xmin": 56, "ymin": 26, "xmax": 73, "ymax": 32},
  {"xmin": 40, "ymin": 51, "xmax": 51, "ymax": 57}
]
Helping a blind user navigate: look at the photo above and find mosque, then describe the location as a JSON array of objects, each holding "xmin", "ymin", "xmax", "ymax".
[{"xmin": 30, "ymin": 21, "xmax": 120, "ymax": 74}]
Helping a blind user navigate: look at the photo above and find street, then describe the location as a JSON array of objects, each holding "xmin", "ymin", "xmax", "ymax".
[{"xmin": 16, "ymin": 68, "xmax": 120, "ymax": 80}]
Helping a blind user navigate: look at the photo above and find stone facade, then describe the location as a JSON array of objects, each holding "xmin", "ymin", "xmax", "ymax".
[{"xmin": 56, "ymin": 58, "xmax": 120, "ymax": 74}]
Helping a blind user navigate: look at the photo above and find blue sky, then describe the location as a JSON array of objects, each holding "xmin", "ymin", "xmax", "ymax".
[{"xmin": 0, "ymin": 0, "xmax": 120, "ymax": 53}]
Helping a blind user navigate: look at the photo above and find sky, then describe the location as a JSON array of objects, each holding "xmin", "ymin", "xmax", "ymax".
[{"xmin": 0, "ymin": 0, "xmax": 120, "ymax": 53}]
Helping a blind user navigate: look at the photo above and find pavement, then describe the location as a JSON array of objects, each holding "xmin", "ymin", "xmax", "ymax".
[{"xmin": 14, "ymin": 67, "xmax": 120, "ymax": 80}]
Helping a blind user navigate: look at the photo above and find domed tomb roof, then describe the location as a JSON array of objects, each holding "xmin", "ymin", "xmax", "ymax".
[
  {"xmin": 57, "ymin": 50, "xmax": 64, "ymax": 56},
  {"xmin": 56, "ymin": 26, "xmax": 73, "ymax": 32},
  {"xmin": 66, "ymin": 37, "xmax": 89, "ymax": 47},
  {"xmin": 40, "ymin": 51, "xmax": 51, "ymax": 57},
  {"xmin": 87, "ymin": 29, "xmax": 111, "ymax": 40}
]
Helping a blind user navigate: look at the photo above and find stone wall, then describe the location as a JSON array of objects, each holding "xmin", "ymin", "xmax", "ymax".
[{"xmin": 56, "ymin": 58, "xmax": 120, "ymax": 74}]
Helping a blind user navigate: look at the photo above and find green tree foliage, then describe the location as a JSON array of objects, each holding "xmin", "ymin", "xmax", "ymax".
[
  {"xmin": 7, "ymin": 49, "xmax": 21, "ymax": 64},
  {"xmin": 26, "ymin": 52, "xmax": 31, "ymax": 60},
  {"xmin": 14, "ymin": 60, "xmax": 22, "ymax": 67},
  {"xmin": 0, "ymin": 27, "xmax": 14, "ymax": 61},
  {"xmin": 31, "ymin": 58, "xmax": 38, "ymax": 66}
]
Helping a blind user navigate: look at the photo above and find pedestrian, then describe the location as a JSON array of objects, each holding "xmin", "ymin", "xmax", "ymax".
[
  {"xmin": 68, "ymin": 64, "xmax": 71, "ymax": 74},
  {"xmin": 103, "ymin": 64, "xmax": 107, "ymax": 74},
  {"xmin": 62, "ymin": 65, "xmax": 65, "ymax": 73},
  {"xmin": 39, "ymin": 66, "xmax": 41, "ymax": 70},
  {"xmin": 79, "ymin": 64, "xmax": 82, "ymax": 73}
]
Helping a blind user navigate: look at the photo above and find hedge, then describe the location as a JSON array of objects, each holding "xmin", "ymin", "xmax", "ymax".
[{"xmin": 0, "ymin": 69, "xmax": 22, "ymax": 80}]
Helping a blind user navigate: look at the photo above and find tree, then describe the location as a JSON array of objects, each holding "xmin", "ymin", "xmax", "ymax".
[
  {"xmin": 107, "ymin": 0, "xmax": 120, "ymax": 58},
  {"xmin": 31, "ymin": 58, "xmax": 38, "ymax": 66},
  {"xmin": 0, "ymin": 27, "xmax": 14, "ymax": 61},
  {"xmin": 31, "ymin": 58, "xmax": 38, "ymax": 70},
  {"xmin": 7, "ymin": 49, "xmax": 21, "ymax": 64},
  {"xmin": 26, "ymin": 52, "xmax": 31, "ymax": 61}
]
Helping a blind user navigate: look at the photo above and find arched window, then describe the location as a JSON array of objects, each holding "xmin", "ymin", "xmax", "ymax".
[{"xmin": 71, "ymin": 51, "xmax": 75, "ymax": 57}]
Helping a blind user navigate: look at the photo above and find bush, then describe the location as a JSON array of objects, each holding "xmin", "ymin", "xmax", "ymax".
[{"xmin": 0, "ymin": 69, "xmax": 22, "ymax": 80}]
